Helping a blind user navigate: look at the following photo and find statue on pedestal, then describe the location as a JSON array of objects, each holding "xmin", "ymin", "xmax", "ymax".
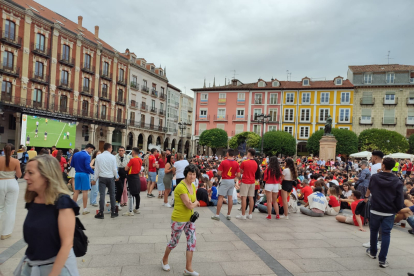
[{"xmin": 324, "ymin": 115, "xmax": 333, "ymax": 136}]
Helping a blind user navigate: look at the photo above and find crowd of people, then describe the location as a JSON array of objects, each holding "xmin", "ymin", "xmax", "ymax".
[{"xmin": 0, "ymin": 142, "xmax": 413, "ymax": 275}]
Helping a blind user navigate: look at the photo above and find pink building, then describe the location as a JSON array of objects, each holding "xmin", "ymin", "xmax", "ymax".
[{"xmin": 192, "ymin": 78, "xmax": 282, "ymax": 155}]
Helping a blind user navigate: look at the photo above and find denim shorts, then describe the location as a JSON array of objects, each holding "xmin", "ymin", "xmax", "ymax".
[{"xmin": 148, "ymin": 171, "xmax": 157, "ymax": 182}]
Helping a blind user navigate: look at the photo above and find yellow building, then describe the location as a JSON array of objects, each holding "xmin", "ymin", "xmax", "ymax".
[{"xmin": 281, "ymin": 77, "xmax": 354, "ymax": 155}]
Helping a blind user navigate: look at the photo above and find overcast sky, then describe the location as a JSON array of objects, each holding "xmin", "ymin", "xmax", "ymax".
[{"xmin": 39, "ymin": 0, "xmax": 414, "ymax": 97}]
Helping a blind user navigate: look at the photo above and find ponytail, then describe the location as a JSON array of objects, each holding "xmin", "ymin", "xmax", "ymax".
[{"xmin": 4, "ymin": 143, "xmax": 15, "ymax": 167}]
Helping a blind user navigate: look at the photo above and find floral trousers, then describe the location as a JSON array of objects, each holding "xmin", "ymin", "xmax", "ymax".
[{"xmin": 167, "ymin": 221, "xmax": 196, "ymax": 252}]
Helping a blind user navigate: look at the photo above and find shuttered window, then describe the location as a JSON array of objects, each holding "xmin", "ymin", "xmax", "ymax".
[
  {"xmin": 409, "ymin": 91, "xmax": 414, "ymax": 101},
  {"xmin": 361, "ymin": 108, "xmax": 371, "ymax": 117},
  {"xmin": 408, "ymin": 109, "xmax": 414, "ymax": 117},
  {"xmin": 383, "ymin": 109, "xmax": 395, "ymax": 124},
  {"xmin": 235, "ymin": 124, "xmax": 244, "ymax": 135},
  {"xmin": 362, "ymin": 92, "xmax": 373, "ymax": 104}
]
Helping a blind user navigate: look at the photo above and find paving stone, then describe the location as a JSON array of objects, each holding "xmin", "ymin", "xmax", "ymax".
[
  {"xmin": 330, "ymin": 257, "xmax": 382, "ymax": 271},
  {"xmin": 89, "ymin": 236, "xmax": 129, "ymax": 245},
  {"xmin": 86, "ymin": 244, "xmax": 113, "ymax": 255},
  {"xmin": 128, "ymin": 235, "xmax": 167, "ymax": 243},
  {"xmin": 291, "ymin": 258, "xmax": 347, "ymax": 272},
  {"xmin": 111, "ymin": 243, "xmax": 155, "ymax": 254},
  {"xmin": 88, "ymin": 254, "xmax": 140, "ymax": 267},
  {"xmin": 202, "ymin": 233, "xmax": 240, "ymax": 242},
  {"xmin": 383, "ymin": 268, "xmax": 414, "ymax": 276},
  {"xmin": 104, "ymin": 228, "xmax": 143, "ymax": 236},
  {"xmin": 139, "ymin": 252, "xmax": 185, "ymax": 265},
  {"xmin": 292, "ymin": 248, "xmax": 340, "ymax": 259},
  {"xmin": 267, "ymin": 248, "xmax": 301, "ymax": 260},
  {"xmin": 386, "ymin": 255, "xmax": 414, "ymax": 268},
  {"xmin": 291, "ymin": 233, "xmax": 325, "ymax": 240},
  {"xmin": 121, "ymin": 264, "xmax": 177, "ymax": 276},
  {"xmin": 319, "ymin": 231, "xmax": 360, "ymax": 239},
  {"xmin": 196, "ymin": 241, "xmax": 237, "ymax": 251},
  {"xmin": 78, "ymin": 267, "xmax": 122, "ymax": 276},
  {"xmin": 292, "ymin": 240, "xmax": 333, "ymax": 248},
  {"xmin": 338, "ymin": 270, "xmax": 389, "ymax": 276},
  {"xmin": 172, "ymin": 262, "xmax": 227, "ymax": 276},
  {"xmin": 325, "ymin": 238, "xmax": 363, "ymax": 247},
  {"xmin": 231, "ymin": 240, "xmax": 250, "ymax": 250},
  {"xmin": 257, "ymin": 232, "xmax": 295, "ymax": 241},
  {"xmin": 256, "ymin": 240, "xmax": 298, "ymax": 250},
  {"xmin": 220, "ymin": 260, "xmax": 274, "ymax": 275},
  {"xmin": 228, "ymin": 250, "xmax": 261, "ymax": 261},
  {"xmin": 192, "ymin": 250, "xmax": 233, "ymax": 263},
  {"xmin": 277, "ymin": 259, "xmax": 305, "ymax": 273}
]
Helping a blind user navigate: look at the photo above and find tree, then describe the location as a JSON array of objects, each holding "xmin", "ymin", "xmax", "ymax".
[
  {"xmin": 262, "ymin": 130, "xmax": 296, "ymax": 156},
  {"xmin": 228, "ymin": 131, "xmax": 260, "ymax": 150},
  {"xmin": 199, "ymin": 128, "xmax": 228, "ymax": 155},
  {"xmin": 409, "ymin": 134, "xmax": 414, "ymax": 154},
  {"xmin": 307, "ymin": 128, "xmax": 358, "ymax": 156},
  {"xmin": 358, "ymin": 128, "xmax": 409, "ymax": 154}
]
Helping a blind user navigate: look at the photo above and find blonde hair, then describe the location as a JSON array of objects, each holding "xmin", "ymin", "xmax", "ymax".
[{"xmin": 25, "ymin": 155, "xmax": 70, "ymax": 205}]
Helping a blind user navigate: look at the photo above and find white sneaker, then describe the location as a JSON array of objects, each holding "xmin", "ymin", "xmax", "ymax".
[
  {"xmin": 122, "ymin": 211, "xmax": 134, "ymax": 216},
  {"xmin": 226, "ymin": 215, "xmax": 231, "ymax": 220},
  {"xmin": 117, "ymin": 204, "xmax": 122, "ymax": 211},
  {"xmin": 363, "ymin": 242, "xmax": 381, "ymax": 249},
  {"xmin": 133, "ymin": 209, "xmax": 140, "ymax": 214},
  {"xmin": 183, "ymin": 269, "xmax": 199, "ymax": 276},
  {"xmin": 236, "ymin": 214, "xmax": 246, "ymax": 220},
  {"xmin": 164, "ymin": 203, "xmax": 172, "ymax": 208},
  {"xmin": 161, "ymin": 260, "xmax": 170, "ymax": 271},
  {"xmin": 280, "ymin": 215, "xmax": 289, "ymax": 219},
  {"xmin": 247, "ymin": 214, "xmax": 253, "ymax": 219}
]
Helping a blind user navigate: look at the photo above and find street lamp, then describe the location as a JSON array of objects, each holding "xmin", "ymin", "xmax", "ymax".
[
  {"xmin": 256, "ymin": 113, "xmax": 271, "ymax": 155},
  {"xmin": 178, "ymin": 121, "xmax": 186, "ymax": 154}
]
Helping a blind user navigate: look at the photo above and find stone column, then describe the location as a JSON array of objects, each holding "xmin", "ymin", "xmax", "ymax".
[
  {"xmin": 133, "ymin": 132, "xmax": 138, "ymax": 148},
  {"xmin": 121, "ymin": 129, "xmax": 126, "ymax": 147},
  {"xmin": 142, "ymin": 135, "xmax": 148, "ymax": 152},
  {"xmin": 180, "ymin": 138, "xmax": 185, "ymax": 154},
  {"xmin": 106, "ymin": 127, "xmax": 114, "ymax": 143},
  {"xmin": 14, "ymin": 113, "xmax": 21, "ymax": 146},
  {"xmin": 89, "ymin": 124, "xmax": 97, "ymax": 146}
]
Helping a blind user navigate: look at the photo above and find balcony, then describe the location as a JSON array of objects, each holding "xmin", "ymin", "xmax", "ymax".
[
  {"xmin": 407, "ymin": 117, "xmax": 414, "ymax": 126},
  {"xmin": 382, "ymin": 117, "xmax": 397, "ymax": 126},
  {"xmin": 407, "ymin": 98, "xmax": 414, "ymax": 106},
  {"xmin": 81, "ymin": 63, "xmax": 95, "ymax": 75},
  {"xmin": 100, "ymin": 70, "xmax": 112, "ymax": 81},
  {"xmin": 59, "ymin": 54, "xmax": 74, "ymax": 67},
  {"xmin": 232, "ymin": 115, "xmax": 247, "ymax": 121},
  {"xmin": 99, "ymin": 89, "xmax": 110, "ymax": 102},
  {"xmin": 80, "ymin": 109, "xmax": 91, "ymax": 118},
  {"xmin": 337, "ymin": 116, "xmax": 351, "ymax": 124},
  {"xmin": 116, "ymin": 97, "xmax": 126, "ymax": 106},
  {"xmin": 237, "ymin": 99, "xmax": 245, "ymax": 105},
  {"xmin": 186, "ymin": 133, "xmax": 192, "ymax": 139},
  {"xmin": 48, "ymin": 104, "xmax": 77, "ymax": 116},
  {"xmin": 128, "ymin": 120, "xmax": 167, "ymax": 132},
  {"xmin": 299, "ymin": 116, "xmax": 312, "ymax": 123},
  {"xmin": 29, "ymin": 71, "xmax": 49, "ymax": 85},
  {"xmin": 0, "ymin": 64, "xmax": 20, "ymax": 77},
  {"xmin": 159, "ymin": 93, "xmax": 166, "ymax": 100},
  {"xmin": 383, "ymin": 97, "xmax": 398, "ymax": 106},
  {"xmin": 150, "ymin": 106, "xmax": 157, "ymax": 114},
  {"xmin": 159, "ymin": 109, "xmax": 165, "ymax": 116},
  {"xmin": 117, "ymin": 78, "xmax": 126, "ymax": 87},
  {"xmin": 196, "ymin": 115, "xmax": 210, "ymax": 121},
  {"xmin": 359, "ymin": 117, "xmax": 373, "ymax": 125},
  {"xmin": 200, "ymin": 99, "xmax": 208, "ymax": 105},
  {"xmin": 57, "ymin": 80, "xmax": 73, "ymax": 92},
  {"xmin": 175, "ymin": 102, "xmax": 180, "ymax": 109},
  {"xmin": 213, "ymin": 115, "xmax": 228, "ymax": 121},
  {"xmin": 171, "ymin": 115, "xmax": 179, "ymax": 122},
  {"xmin": 100, "ymin": 113, "xmax": 108, "ymax": 120},
  {"xmin": 141, "ymin": 103, "xmax": 148, "ymax": 111},
  {"xmin": 142, "ymin": 86, "xmax": 149, "ymax": 94},
  {"xmin": 151, "ymin": 89, "xmax": 158, "ymax": 98},
  {"xmin": 81, "ymin": 86, "xmax": 93, "ymax": 97},
  {"xmin": 31, "ymin": 43, "xmax": 51, "ymax": 58},
  {"xmin": 130, "ymin": 82, "xmax": 139, "ymax": 90},
  {"xmin": 188, "ymin": 107, "xmax": 193, "ymax": 112},
  {"xmin": 360, "ymin": 98, "xmax": 375, "ymax": 105},
  {"xmin": 130, "ymin": 100, "xmax": 138, "ymax": 109},
  {"xmin": 218, "ymin": 98, "xmax": 226, "ymax": 105},
  {"xmin": 32, "ymin": 100, "xmax": 47, "ymax": 109},
  {"xmin": 0, "ymin": 30, "xmax": 22, "ymax": 48},
  {"xmin": 254, "ymin": 99, "xmax": 262, "ymax": 104}
]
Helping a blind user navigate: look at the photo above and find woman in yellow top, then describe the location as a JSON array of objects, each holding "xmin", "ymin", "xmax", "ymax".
[{"xmin": 162, "ymin": 164, "xmax": 200, "ymax": 276}]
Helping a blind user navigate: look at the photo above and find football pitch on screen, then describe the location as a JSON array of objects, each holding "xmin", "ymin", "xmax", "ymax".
[{"xmin": 25, "ymin": 116, "xmax": 76, "ymax": 148}]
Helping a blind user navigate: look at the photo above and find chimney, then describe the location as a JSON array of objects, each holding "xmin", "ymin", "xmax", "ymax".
[
  {"xmin": 77, "ymin": 16, "xmax": 83, "ymax": 30},
  {"xmin": 94, "ymin": 26, "xmax": 99, "ymax": 39}
]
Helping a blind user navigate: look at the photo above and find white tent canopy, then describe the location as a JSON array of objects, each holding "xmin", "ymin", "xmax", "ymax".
[
  {"xmin": 349, "ymin": 151, "xmax": 372, "ymax": 159},
  {"xmin": 384, "ymin": 152, "xmax": 414, "ymax": 160}
]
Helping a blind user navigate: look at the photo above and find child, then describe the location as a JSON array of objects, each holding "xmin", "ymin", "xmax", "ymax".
[
  {"xmin": 325, "ymin": 187, "xmax": 340, "ymax": 215},
  {"xmin": 210, "ymin": 182, "xmax": 219, "ymax": 206},
  {"xmin": 335, "ymin": 190, "xmax": 365, "ymax": 231}
]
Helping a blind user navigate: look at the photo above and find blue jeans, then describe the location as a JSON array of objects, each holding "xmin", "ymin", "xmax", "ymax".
[
  {"xmin": 407, "ymin": 216, "xmax": 414, "ymax": 229},
  {"xmin": 90, "ymin": 178, "xmax": 99, "ymax": 205},
  {"xmin": 369, "ymin": 213, "xmax": 395, "ymax": 262}
]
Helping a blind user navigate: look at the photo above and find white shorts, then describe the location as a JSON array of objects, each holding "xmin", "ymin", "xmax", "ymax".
[{"xmin": 265, "ymin": 184, "xmax": 280, "ymax": 193}]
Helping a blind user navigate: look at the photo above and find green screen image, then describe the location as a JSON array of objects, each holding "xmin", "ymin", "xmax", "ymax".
[{"xmin": 22, "ymin": 115, "xmax": 76, "ymax": 148}]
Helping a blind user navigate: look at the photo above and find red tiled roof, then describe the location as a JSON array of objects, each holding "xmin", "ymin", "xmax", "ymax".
[{"xmin": 349, "ymin": 64, "xmax": 414, "ymax": 73}]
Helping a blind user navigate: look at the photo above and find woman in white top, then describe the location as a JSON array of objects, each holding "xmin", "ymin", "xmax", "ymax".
[
  {"xmin": 280, "ymin": 157, "xmax": 297, "ymax": 219},
  {"xmin": 0, "ymin": 143, "xmax": 22, "ymax": 240},
  {"xmin": 173, "ymin": 153, "xmax": 189, "ymax": 189}
]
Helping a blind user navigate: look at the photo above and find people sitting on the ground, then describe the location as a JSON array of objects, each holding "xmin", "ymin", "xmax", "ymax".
[
  {"xmin": 325, "ymin": 187, "xmax": 340, "ymax": 216},
  {"xmin": 335, "ymin": 190, "xmax": 365, "ymax": 231},
  {"xmin": 298, "ymin": 179, "xmax": 313, "ymax": 206},
  {"xmin": 314, "ymin": 179, "xmax": 328, "ymax": 195},
  {"xmin": 406, "ymin": 182, "xmax": 414, "ymax": 195},
  {"xmin": 397, "ymin": 203, "xmax": 414, "ymax": 234},
  {"xmin": 354, "ymin": 161, "xmax": 371, "ymax": 196},
  {"xmin": 196, "ymin": 182, "xmax": 210, "ymax": 207},
  {"xmin": 299, "ymin": 187, "xmax": 328, "ymax": 217},
  {"xmin": 257, "ymin": 193, "xmax": 286, "ymax": 215},
  {"xmin": 395, "ymin": 193, "xmax": 413, "ymax": 224},
  {"xmin": 210, "ymin": 182, "xmax": 219, "ymax": 206}
]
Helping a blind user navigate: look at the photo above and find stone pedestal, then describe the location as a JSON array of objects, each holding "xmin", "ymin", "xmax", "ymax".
[{"xmin": 319, "ymin": 136, "xmax": 337, "ymax": 161}]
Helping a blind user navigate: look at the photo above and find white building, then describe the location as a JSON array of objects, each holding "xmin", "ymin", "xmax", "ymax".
[
  {"xmin": 166, "ymin": 84, "xmax": 180, "ymax": 151},
  {"xmin": 178, "ymin": 93, "xmax": 193, "ymax": 156}
]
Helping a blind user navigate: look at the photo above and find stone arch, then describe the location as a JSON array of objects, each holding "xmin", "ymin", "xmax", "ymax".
[
  {"xmin": 171, "ymin": 139, "xmax": 176, "ymax": 152},
  {"xmin": 127, "ymin": 132, "xmax": 134, "ymax": 150},
  {"xmin": 178, "ymin": 139, "xmax": 183, "ymax": 153},
  {"xmin": 164, "ymin": 137, "xmax": 169, "ymax": 150},
  {"xmin": 156, "ymin": 136, "xmax": 162, "ymax": 146},
  {"xmin": 147, "ymin": 134, "xmax": 154, "ymax": 150},
  {"xmin": 138, "ymin": 133, "xmax": 144, "ymax": 150},
  {"xmin": 185, "ymin": 140, "xmax": 190, "ymax": 156}
]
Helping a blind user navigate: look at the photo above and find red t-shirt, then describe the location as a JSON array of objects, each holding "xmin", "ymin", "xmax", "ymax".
[
  {"xmin": 52, "ymin": 150, "xmax": 58, "ymax": 158},
  {"xmin": 309, "ymin": 179, "xmax": 316, "ymax": 187},
  {"xmin": 218, "ymin": 159, "xmax": 240, "ymax": 179},
  {"xmin": 327, "ymin": 196, "xmax": 340, "ymax": 207},
  {"xmin": 58, "ymin": 157, "xmax": 67, "ymax": 172},
  {"xmin": 351, "ymin": 199, "xmax": 364, "ymax": 226},
  {"xmin": 127, "ymin": 157, "xmax": 143, "ymax": 175},
  {"xmin": 148, "ymin": 155, "xmax": 156, "ymax": 172},
  {"xmin": 206, "ymin": 170, "xmax": 214, "ymax": 179},
  {"xmin": 158, "ymin": 157, "xmax": 166, "ymax": 169},
  {"xmin": 263, "ymin": 168, "xmax": 282, "ymax": 184},
  {"xmin": 240, "ymin": 159, "xmax": 258, "ymax": 184},
  {"xmin": 408, "ymin": 162, "xmax": 413, "ymax": 171},
  {"xmin": 301, "ymin": 186, "xmax": 313, "ymax": 203}
]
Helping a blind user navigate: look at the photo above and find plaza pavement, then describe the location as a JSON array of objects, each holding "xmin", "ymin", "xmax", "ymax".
[{"xmin": 1, "ymin": 180, "xmax": 414, "ymax": 276}]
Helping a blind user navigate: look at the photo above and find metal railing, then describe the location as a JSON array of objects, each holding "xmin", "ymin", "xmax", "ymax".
[
  {"xmin": 150, "ymin": 106, "xmax": 157, "ymax": 113},
  {"xmin": 360, "ymin": 97, "xmax": 375, "ymax": 105},
  {"xmin": 159, "ymin": 93, "xmax": 166, "ymax": 100},
  {"xmin": 31, "ymin": 43, "xmax": 51, "ymax": 57},
  {"xmin": 0, "ymin": 30, "xmax": 22, "ymax": 47},
  {"xmin": 0, "ymin": 63, "xmax": 20, "ymax": 77},
  {"xmin": 337, "ymin": 116, "xmax": 351, "ymax": 124},
  {"xmin": 99, "ymin": 89, "xmax": 109, "ymax": 100},
  {"xmin": 127, "ymin": 120, "xmax": 167, "ymax": 132},
  {"xmin": 59, "ymin": 54, "xmax": 75, "ymax": 67},
  {"xmin": 29, "ymin": 71, "xmax": 49, "ymax": 84},
  {"xmin": 142, "ymin": 86, "xmax": 149, "ymax": 93},
  {"xmin": 159, "ymin": 109, "xmax": 165, "ymax": 116},
  {"xmin": 151, "ymin": 89, "xmax": 158, "ymax": 97},
  {"xmin": 130, "ymin": 82, "xmax": 139, "ymax": 90},
  {"xmin": 382, "ymin": 117, "xmax": 397, "ymax": 125},
  {"xmin": 81, "ymin": 86, "xmax": 94, "ymax": 95},
  {"xmin": 130, "ymin": 100, "xmax": 138, "ymax": 109},
  {"xmin": 196, "ymin": 115, "xmax": 210, "ymax": 121},
  {"xmin": 81, "ymin": 62, "xmax": 95, "ymax": 74},
  {"xmin": 116, "ymin": 97, "xmax": 126, "ymax": 105},
  {"xmin": 232, "ymin": 115, "xmax": 247, "ymax": 121},
  {"xmin": 213, "ymin": 115, "xmax": 228, "ymax": 121},
  {"xmin": 383, "ymin": 97, "xmax": 398, "ymax": 105},
  {"xmin": 359, "ymin": 117, "xmax": 373, "ymax": 125},
  {"xmin": 117, "ymin": 78, "xmax": 126, "ymax": 86},
  {"xmin": 100, "ymin": 70, "xmax": 112, "ymax": 81},
  {"xmin": 57, "ymin": 80, "xmax": 73, "ymax": 92},
  {"xmin": 141, "ymin": 102, "xmax": 148, "ymax": 111}
]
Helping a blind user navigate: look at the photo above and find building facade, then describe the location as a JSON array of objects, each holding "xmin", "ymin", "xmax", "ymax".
[
  {"xmin": 348, "ymin": 64, "xmax": 414, "ymax": 137},
  {"xmin": 0, "ymin": 0, "xmax": 128, "ymax": 151},
  {"xmin": 192, "ymin": 77, "xmax": 353, "ymax": 155},
  {"xmin": 178, "ymin": 92, "xmax": 193, "ymax": 156},
  {"xmin": 165, "ymin": 84, "xmax": 180, "ymax": 150}
]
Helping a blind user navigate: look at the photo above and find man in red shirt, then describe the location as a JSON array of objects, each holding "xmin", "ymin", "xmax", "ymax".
[
  {"xmin": 299, "ymin": 180, "xmax": 313, "ymax": 205},
  {"xmin": 147, "ymin": 148, "xmax": 158, "ymax": 198},
  {"xmin": 211, "ymin": 149, "xmax": 240, "ymax": 221},
  {"xmin": 407, "ymin": 159, "xmax": 412, "ymax": 176},
  {"xmin": 336, "ymin": 190, "xmax": 365, "ymax": 231},
  {"xmin": 237, "ymin": 148, "xmax": 258, "ymax": 220},
  {"xmin": 51, "ymin": 146, "xmax": 58, "ymax": 157},
  {"xmin": 206, "ymin": 169, "xmax": 214, "ymax": 180},
  {"xmin": 124, "ymin": 148, "xmax": 143, "ymax": 216}
]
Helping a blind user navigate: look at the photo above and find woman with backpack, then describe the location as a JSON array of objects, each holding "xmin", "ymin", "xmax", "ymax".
[
  {"xmin": 15, "ymin": 154, "xmax": 80, "ymax": 275},
  {"xmin": 280, "ymin": 157, "xmax": 298, "ymax": 219}
]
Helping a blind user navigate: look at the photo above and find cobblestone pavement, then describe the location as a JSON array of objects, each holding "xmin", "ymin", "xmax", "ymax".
[{"xmin": 0, "ymin": 181, "xmax": 413, "ymax": 276}]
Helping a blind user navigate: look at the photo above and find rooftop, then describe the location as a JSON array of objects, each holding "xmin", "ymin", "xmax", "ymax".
[{"xmin": 349, "ymin": 64, "xmax": 414, "ymax": 73}]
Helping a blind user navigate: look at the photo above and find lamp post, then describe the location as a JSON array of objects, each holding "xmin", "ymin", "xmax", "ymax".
[
  {"xmin": 255, "ymin": 113, "xmax": 271, "ymax": 155},
  {"xmin": 178, "ymin": 121, "xmax": 186, "ymax": 154}
]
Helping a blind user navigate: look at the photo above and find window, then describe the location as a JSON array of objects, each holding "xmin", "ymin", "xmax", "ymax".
[
  {"xmin": 219, "ymin": 93, "xmax": 226, "ymax": 99},
  {"xmin": 269, "ymin": 108, "xmax": 278, "ymax": 121},
  {"xmin": 150, "ymin": 66, "xmax": 155, "ymax": 72},
  {"xmin": 151, "ymin": 99, "xmax": 155, "ymax": 109},
  {"xmin": 200, "ymin": 110, "xmax": 207, "ymax": 117},
  {"xmin": 236, "ymin": 109, "xmax": 244, "ymax": 118},
  {"xmin": 319, "ymin": 108, "xmax": 329, "ymax": 122},
  {"xmin": 61, "ymin": 70, "xmax": 69, "ymax": 85},
  {"xmin": 253, "ymin": 108, "xmax": 262, "ymax": 119},
  {"xmin": 338, "ymin": 127, "xmax": 350, "ymax": 130},
  {"xmin": 119, "ymin": 68, "xmax": 124, "ymax": 82},
  {"xmin": 303, "ymin": 79, "xmax": 310, "ymax": 86},
  {"xmin": 408, "ymin": 109, "xmax": 414, "ymax": 123},
  {"xmin": 300, "ymin": 126, "xmax": 309, "ymax": 138},
  {"xmin": 335, "ymin": 78, "xmax": 342, "ymax": 85},
  {"xmin": 364, "ymin": 73, "xmax": 372, "ymax": 84},
  {"xmin": 284, "ymin": 126, "xmax": 293, "ymax": 135},
  {"xmin": 117, "ymin": 109, "xmax": 122, "ymax": 122},
  {"xmin": 318, "ymin": 126, "xmax": 324, "ymax": 130},
  {"xmin": 386, "ymin": 73, "xmax": 395, "ymax": 84},
  {"xmin": 269, "ymin": 125, "xmax": 277, "ymax": 131},
  {"xmin": 33, "ymin": 89, "xmax": 42, "ymax": 103},
  {"xmin": 84, "ymin": 54, "xmax": 91, "ymax": 69},
  {"xmin": 284, "ymin": 108, "xmax": 294, "ymax": 121},
  {"xmin": 35, "ymin": 61, "xmax": 43, "ymax": 77},
  {"xmin": 320, "ymin": 92, "xmax": 330, "ymax": 104},
  {"xmin": 341, "ymin": 92, "xmax": 350, "ymax": 104},
  {"xmin": 286, "ymin": 93, "xmax": 294, "ymax": 103},
  {"xmin": 409, "ymin": 92, "xmax": 414, "ymax": 103},
  {"xmin": 385, "ymin": 92, "xmax": 395, "ymax": 102},
  {"xmin": 161, "ymin": 87, "xmax": 164, "ymax": 95},
  {"xmin": 62, "ymin": 44, "xmax": 70, "ymax": 60},
  {"xmin": 269, "ymin": 94, "xmax": 278, "ymax": 104},
  {"xmin": 216, "ymin": 124, "xmax": 225, "ymax": 130},
  {"xmin": 302, "ymin": 93, "xmax": 310, "ymax": 104},
  {"xmin": 160, "ymin": 102, "xmax": 164, "ymax": 111},
  {"xmin": 132, "ymin": 75, "xmax": 137, "ymax": 84},
  {"xmin": 101, "ymin": 105, "xmax": 107, "ymax": 116},
  {"xmin": 339, "ymin": 108, "xmax": 350, "ymax": 122},
  {"xmin": 361, "ymin": 108, "xmax": 371, "ymax": 122},
  {"xmin": 237, "ymin": 93, "xmax": 245, "ymax": 100},
  {"xmin": 102, "ymin": 83, "xmax": 108, "ymax": 94},
  {"xmin": 383, "ymin": 109, "xmax": 395, "ymax": 124},
  {"xmin": 130, "ymin": 111, "xmax": 135, "ymax": 122},
  {"xmin": 362, "ymin": 91, "xmax": 373, "ymax": 104},
  {"xmin": 83, "ymin": 77, "xmax": 90, "ymax": 90},
  {"xmin": 5, "ymin": 20, "xmax": 15, "ymax": 40},
  {"xmin": 201, "ymin": 93, "xmax": 208, "ymax": 101},
  {"xmin": 300, "ymin": 109, "xmax": 310, "ymax": 122},
  {"xmin": 235, "ymin": 124, "xmax": 244, "ymax": 135},
  {"xmin": 199, "ymin": 123, "xmax": 207, "ymax": 135},
  {"xmin": 103, "ymin": 62, "xmax": 109, "ymax": 75},
  {"xmin": 258, "ymin": 81, "xmax": 265, "ymax": 87},
  {"xmin": 253, "ymin": 125, "xmax": 261, "ymax": 135},
  {"xmin": 143, "ymin": 79, "xmax": 147, "ymax": 88},
  {"xmin": 3, "ymin": 51, "xmax": 13, "ymax": 68},
  {"xmin": 118, "ymin": 89, "xmax": 123, "ymax": 101},
  {"xmin": 254, "ymin": 94, "xmax": 262, "ymax": 104},
  {"xmin": 36, "ymin": 34, "xmax": 45, "ymax": 51},
  {"xmin": 8, "ymin": 114, "xmax": 16, "ymax": 130},
  {"xmin": 2, "ymin": 81, "xmax": 12, "ymax": 99},
  {"xmin": 60, "ymin": 95, "xmax": 67, "ymax": 111},
  {"xmin": 272, "ymin": 81, "xmax": 279, "ymax": 87},
  {"xmin": 82, "ymin": 100, "xmax": 88, "ymax": 114},
  {"xmin": 217, "ymin": 108, "xmax": 226, "ymax": 119}
]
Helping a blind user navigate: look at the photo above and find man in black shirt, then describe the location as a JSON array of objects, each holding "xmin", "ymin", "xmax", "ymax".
[{"xmin": 196, "ymin": 182, "xmax": 210, "ymax": 207}]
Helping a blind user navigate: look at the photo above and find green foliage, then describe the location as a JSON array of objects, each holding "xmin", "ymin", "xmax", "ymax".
[
  {"xmin": 262, "ymin": 131, "xmax": 296, "ymax": 156},
  {"xmin": 409, "ymin": 134, "xmax": 414, "ymax": 154},
  {"xmin": 306, "ymin": 128, "xmax": 358, "ymax": 156},
  {"xmin": 358, "ymin": 128, "xmax": 409, "ymax": 154},
  {"xmin": 229, "ymin": 131, "xmax": 260, "ymax": 149},
  {"xmin": 199, "ymin": 128, "xmax": 228, "ymax": 155}
]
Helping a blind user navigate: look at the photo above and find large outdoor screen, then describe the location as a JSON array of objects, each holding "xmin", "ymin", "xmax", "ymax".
[{"xmin": 20, "ymin": 114, "xmax": 76, "ymax": 148}]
